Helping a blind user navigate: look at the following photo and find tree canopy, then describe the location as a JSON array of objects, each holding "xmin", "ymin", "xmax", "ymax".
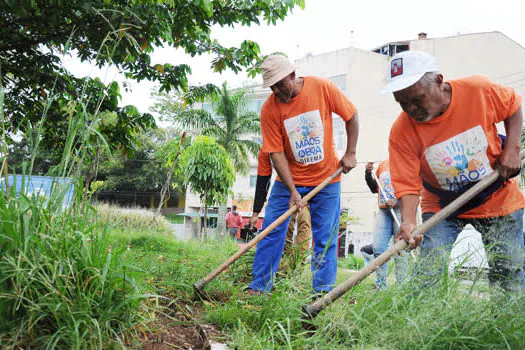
[
  {"xmin": 182, "ymin": 135, "xmax": 235, "ymax": 238},
  {"xmin": 1, "ymin": 0, "xmax": 304, "ymax": 151}
]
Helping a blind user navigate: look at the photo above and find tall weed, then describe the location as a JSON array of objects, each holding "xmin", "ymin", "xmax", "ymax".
[{"xmin": 0, "ymin": 47, "xmax": 153, "ymax": 349}]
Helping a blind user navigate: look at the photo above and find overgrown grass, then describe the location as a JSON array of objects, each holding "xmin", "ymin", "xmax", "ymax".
[
  {"xmin": 117, "ymin": 229, "xmax": 525, "ymax": 349},
  {"xmin": 163, "ymin": 212, "xmax": 184, "ymax": 224},
  {"xmin": 0, "ymin": 182, "xmax": 155, "ymax": 348},
  {"xmin": 94, "ymin": 202, "xmax": 171, "ymax": 232},
  {"xmin": 338, "ymin": 255, "xmax": 365, "ymax": 270},
  {"xmin": 0, "ymin": 54, "xmax": 159, "ymax": 347}
]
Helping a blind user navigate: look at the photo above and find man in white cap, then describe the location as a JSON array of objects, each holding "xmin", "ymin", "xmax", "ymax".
[
  {"xmin": 247, "ymin": 54, "xmax": 359, "ymax": 295},
  {"xmin": 384, "ymin": 50, "xmax": 525, "ymax": 293}
]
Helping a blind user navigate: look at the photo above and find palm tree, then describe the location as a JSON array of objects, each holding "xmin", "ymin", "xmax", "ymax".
[
  {"xmin": 161, "ymin": 82, "xmax": 261, "ymax": 234},
  {"xmin": 173, "ymin": 82, "xmax": 260, "ymax": 174}
]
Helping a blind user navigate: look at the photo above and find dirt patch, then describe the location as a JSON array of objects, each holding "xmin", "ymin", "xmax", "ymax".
[
  {"xmin": 140, "ymin": 299, "xmax": 226, "ymax": 350},
  {"xmin": 143, "ymin": 316, "xmax": 206, "ymax": 349}
]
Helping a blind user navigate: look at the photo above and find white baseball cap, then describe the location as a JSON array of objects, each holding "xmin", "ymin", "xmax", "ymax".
[
  {"xmin": 380, "ymin": 51, "xmax": 440, "ymax": 94},
  {"xmin": 261, "ymin": 54, "xmax": 295, "ymax": 88}
]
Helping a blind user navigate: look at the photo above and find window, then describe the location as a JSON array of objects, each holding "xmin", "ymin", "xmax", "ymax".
[{"xmin": 250, "ymin": 175, "xmax": 257, "ymax": 187}]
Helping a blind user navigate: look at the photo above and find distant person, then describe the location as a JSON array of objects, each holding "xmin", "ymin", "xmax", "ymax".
[
  {"xmin": 247, "ymin": 53, "xmax": 359, "ymax": 296},
  {"xmin": 384, "ymin": 50, "xmax": 525, "ymax": 292},
  {"xmin": 365, "ymin": 160, "xmax": 407, "ymax": 289},
  {"xmin": 249, "ymin": 150, "xmax": 312, "ymax": 272},
  {"xmin": 225, "ymin": 205, "xmax": 242, "ymax": 239}
]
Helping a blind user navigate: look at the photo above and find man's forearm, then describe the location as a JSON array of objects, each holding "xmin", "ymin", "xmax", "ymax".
[
  {"xmin": 270, "ymin": 152, "xmax": 296, "ymax": 194},
  {"xmin": 399, "ymin": 194, "xmax": 420, "ymax": 225},
  {"xmin": 504, "ymin": 106, "xmax": 522, "ymax": 150},
  {"xmin": 252, "ymin": 175, "xmax": 271, "ymax": 213},
  {"xmin": 344, "ymin": 112, "xmax": 359, "ymax": 156},
  {"xmin": 365, "ymin": 171, "xmax": 378, "ymax": 193}
]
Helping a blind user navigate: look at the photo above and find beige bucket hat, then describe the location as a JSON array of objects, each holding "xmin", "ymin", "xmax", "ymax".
[{"xmin": 261, "ymin": 54, "xmax": 295, "ymax": 88}]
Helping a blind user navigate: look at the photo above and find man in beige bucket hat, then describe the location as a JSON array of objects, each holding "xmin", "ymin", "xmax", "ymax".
[{"xmin": 247, "ymin": 54, "xmax": 359, "ymax": 296}]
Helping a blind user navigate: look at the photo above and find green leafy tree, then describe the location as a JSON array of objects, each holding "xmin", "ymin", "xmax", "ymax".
[
  {"xmin": 152, "ymin": 81, "xmax": 261, "ymax": 233},
  {"xmin": 182, "ymin": 136, "xmax": 235, "ymax": 240},
  {"xmin": 1, "ymin": 0, "xmax": 304, "ymax": 149},
  {"xmin": 95, "ymin": 128, "xmax": 185, "ymax": 204},
  {"xmin": 155, "ymin": 131, "xmax": 190, "ymax": 213}
]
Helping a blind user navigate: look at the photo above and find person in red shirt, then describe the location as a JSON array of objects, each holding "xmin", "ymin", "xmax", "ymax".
[
  {"xmin": 383, "ymin": 50, "xmax": 525, "ymax": 292},
  {"xmin": 225, "ymin": 205, "xmax": 243, "ymax": 239},
  {"xmin": 247, "ymin": 54, "xmax": 359, "ymax": 295}
]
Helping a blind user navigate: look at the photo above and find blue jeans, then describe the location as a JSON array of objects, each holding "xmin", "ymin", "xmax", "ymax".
[
  {"xmin": 414, "ymin": 209, "xmax": 525, "ymax": 293},
  {"xmin": 362, "ymin": 251, "xmax": 374, "ymax": 266},
  {"xmin": 249, "ymin": 180, "xmax": 340, "ymax": 293},
  {"xmin": 373, "ymin": 207, "xmax": 408, "ymax": 289}
]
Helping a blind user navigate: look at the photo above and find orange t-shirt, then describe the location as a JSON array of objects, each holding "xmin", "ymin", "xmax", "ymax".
[
  {"xmin": 375, "ymin": 160, "xmax": 397, "ymax": 209},
  {"xmin": 389, "ymin": 76, "xmax": 525, "ymax": 218},
  {"xmin": 257, "ymin": 150, "xmax": 272, "ymax": 176},
  {"xmin": 260, "ymin": 76, "xmax": 356, "ymax": 186}
]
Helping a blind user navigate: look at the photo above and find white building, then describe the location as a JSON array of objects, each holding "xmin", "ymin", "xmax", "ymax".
[{"xmin": 182, "ymin": 31, "xmax": 525, "ymax": 246}]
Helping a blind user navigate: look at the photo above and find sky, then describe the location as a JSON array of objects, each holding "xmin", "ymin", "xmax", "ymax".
[{"xmin": 63, "ymin": 0, "xmax": 525, "ymax": 115}]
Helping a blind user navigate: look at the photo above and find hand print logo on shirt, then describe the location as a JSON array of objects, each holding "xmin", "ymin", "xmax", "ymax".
[
  {"xmin": 425, "ymin": 125, "xmax": 493, "ymax": 192},
  {"xmin": 284, "ymin": 110, "xmax": 325, "ymax": 165},
  {"xmin": 379, "ymin": 171, "xmax": 397, "ymax": 206}
]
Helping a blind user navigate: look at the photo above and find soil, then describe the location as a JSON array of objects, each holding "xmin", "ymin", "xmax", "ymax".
[{"xmin": 139, "ymin": 299, "xmax": 226, "ymax": 350}]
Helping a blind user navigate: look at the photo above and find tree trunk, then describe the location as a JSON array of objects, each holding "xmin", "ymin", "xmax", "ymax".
[
  {"xmin": 216, "ymin": 201, "xmax": 228, "ymax": 237},
  {"xmin": 157, "ymin": 132, "xmax": 186, "ymax": 214},
  {"xmin": 156, "ymin": 159, "xmax": 177, "ymax": 214},
  {"xmin": 196, "ymin": 205, "xmax": 203, "ymax": 241},
  {"xmin": 203, "ymin": 195, "xmax": 208, "ymax": 242}
]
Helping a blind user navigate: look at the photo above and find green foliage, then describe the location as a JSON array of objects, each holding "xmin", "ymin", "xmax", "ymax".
[
  {"xmin": 93, "ymin": 203, "xmax": 171, "ymax": 233},
  {"xmin": 0, "ymin": 180, "xmax": 153, "ymax": 348},
  {"xmin": 110, "ymin": 229, "xmax": 241, "ymax": 299},
  {"xmin": 0, "ymin": 68, "xmax": 154, "ymax": 348},
  {"xmin": 163, "ymin": 212, "xmax": 184, "ymax": 224},
  {"xmin": 338, "ymin": 255, "xmax": 365, "ymax": 270},
  {"xmin": 96, "ymin": 128, "xmax": 184, "ymax": 193},
  {"xmin": 181, "ymin": 135, "xmax": 235, "ymax": 207},
  {"xmin": 2, "ymin": 0, "xmax": 303, "ymax": 153},
  {"xmin": 155, "ymin": 130, "xmax": 191, "ymax": 185},
  {"xmin": 119, "ymin": 229, "xmax": 525, "ymax": 349},
  {"xmin": 153, "ymin": 82, "xmax": 261, "ymax": 175}
]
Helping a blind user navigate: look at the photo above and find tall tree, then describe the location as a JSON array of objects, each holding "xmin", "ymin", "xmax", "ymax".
[
  {"xmin": 1, "ymin": 0, "xmax": 304, "ymax": 148},
  {"xmin": 95, "ymin": 128, "xmax": 185, "ymax": 197},
  {"xmin": 181, "ymin": 136, "xmax": 235, "ymax": 240},
  {"xmin": 155, "ymin": 131, "xmax": 189, "ymax": 213}
]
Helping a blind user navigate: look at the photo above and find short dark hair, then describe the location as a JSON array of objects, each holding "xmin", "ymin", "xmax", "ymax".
[{"xmin": 232, "ymin": 205, "xmax": 237, "ymax": 211}]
